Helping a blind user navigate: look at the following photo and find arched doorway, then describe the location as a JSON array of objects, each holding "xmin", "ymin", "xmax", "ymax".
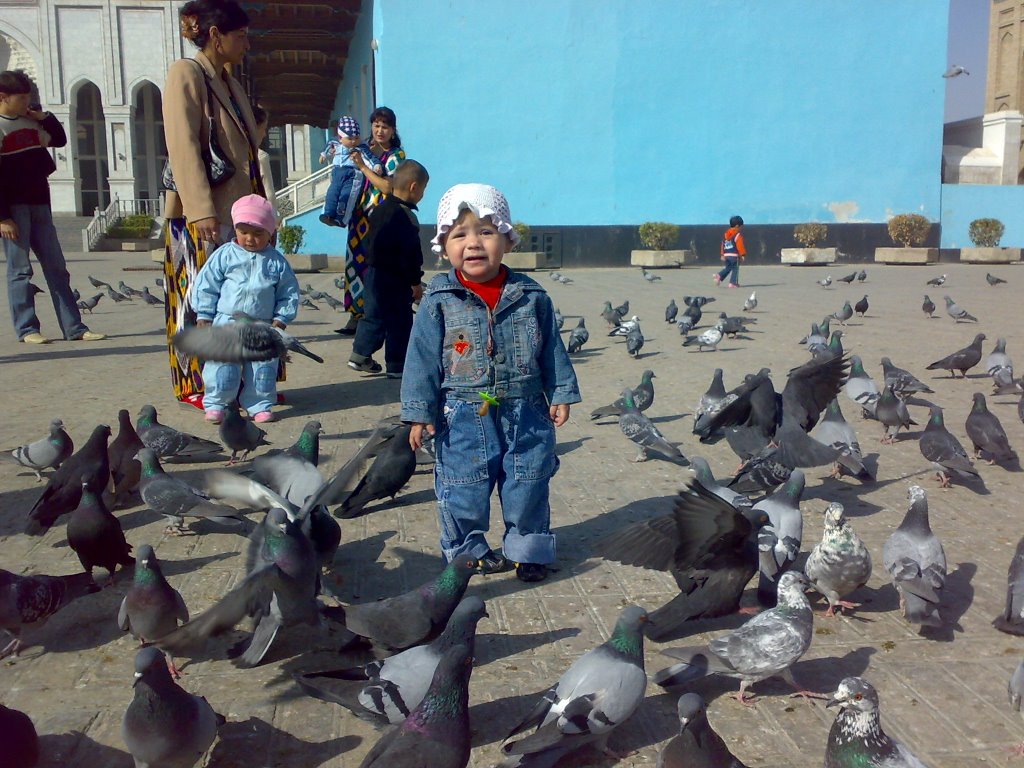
[
  {"xmin": 74, "ymin": 82, "xmax": 109, "ymax": 214},
  {"xmin": 132, "ymin": 81, "xmax": 166, "ymax": 201}
]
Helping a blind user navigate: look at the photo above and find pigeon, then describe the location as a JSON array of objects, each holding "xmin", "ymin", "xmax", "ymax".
[
  {"xmin": 854, "ymin": 295, "xmax": 869, "ymax": 317},
  {"xmin": 921, "ymin": 294, "xmax": 935, "ymax": 318},
  {"xmin": 155, "ymin": 277, "xmax": 164, "ymax": 289},
  {"xmin": 985, "ymin": 337, "xmax": 1013, "ymax": 380},
  {"xmin": 109, "ymin": 408, "xmax": 144, "ymax": 506},
  {"xmin": 136, "ymin": 405, "xmax": 222, "ymax": 460},
  {"xmin": 653, "ymin": 571, "xmax": 818, "ymax": 704},
  {"xmin": 295, "ymin": 596, "xmax": 487, "ymax": 726},
  {"xmin": 219, "ymin": 407, "xmax": 270, "ymax": 463},
  {"xmin": 333, "ymin": 276, "xmax": 344, "ymax": 291},
  {"xmin": 87, "ymin": 275, "xmax": 110, "ymax": 288},
  {"xmin": 919, "ymin": 406, "xmax": 980, "ymax": 487},
  {"xmin": 277, "ymin": 419, "xmax": 322, "ymax": 466},
  {"xmin": 683, "ymin": 323, "xmax": 724, "ymax": 352},
  {"xmin": 119, "ymin": 545, "xmax": 189, "ymax": 651},
  {"xmin": 613, "ymin": 299, "xmax": 630, "ymax": 318},
  {"xmin": 566, "ymin": 318, "xmax": 588, "ymax": 354},
  {"xmin": 138, "ymin": 286, "xmax": 165, "ymax": 306},
  {"xmin": 965, "ymin": 392, "xmax": 1016, "ymax": 463},
  {"xmin": 173, "ymin": 312, "xmax": 324, "ymax": 364},
  {"xmin": 692, "ymin": 368, "xmax": 727, "ymax": 429},
  {"xmin": 77, "ymin": 293, "xmax": 102, "ymax": 312},
  {"xmin": 608, "ymin": 315, "xmax": 641, "ymax": 337},
  {"xmin": 881, "ymin": 356, "xmax": 934, "ymax": 396},
  {"xmin": 122, "ymin": 647, "xmax": 223, "ymax": 768},
  {"xmin": 944, "ymin": 294, "xmax": 977, "ymax": 322},
  {"xmin": 755, "ymin": 470, "xmax": 805, "ymax": 606},
  {"xmin": 118, "ymin": 280, "xmax": 143, "ymax": 298},
  {"xmin": 590, "ymin": 369, "xmax": 656, "ymax": 420},
  {"xmin": 136, "ymin": 448, "xmax": 246, "ymax": 534},
  {"xmin": 553, "ymin": 307, "xmax": 564, "ymax": 330},
  {"xmin": 825, "ymin": 677, "xmax": 928, "ymax": 768},
  {"xmin": 681, "ymin": 301, "xmax": 703, "ymax": 327},
  {"xmin": 336, "ymin": 425, "xmax": 417, "ymax": 518},
  {"xmin": 0, "ymin": 568, "xmax": 99, "ymax": 658},
  {"xmin": 106, "ymin": 285, "xmax": 131, "ymax": 303},
  {"xmin": 743, "ymin": 290, "xmax": 757, "ymax": 312},
  {"xmin": 557, "ymin": 275, "xmax": 572, "ymax": 285},
  {"xmin": 0, "ymin": 417, "xmax": 74, "ymax": 481},
  {"xmin": 799, "ymin": 322, "xmax": 826, "ymax": 348},
  {"xmin": 500, "ymin": 605, "xmax": 648, "ymax": 767},
  {"xmin": 883, "ymin": 485, "xmax": 946, "ymax": 627},
  {"xmin": 817, "ymin": 275, "xmax": 832, "ymax": 288},
  {"xmin": 72, "ymin": 287, "xmax": 80, "ymax": 300},
  {"xmin": 804, "ymin": 502, "xmax": 872, "ymax": 616},
  {"xmin": 1011, "ymin": 662, "xmax": 1024, "ymax": 751},
  {"xmin": 25, "ymin": 424, "xmax": 111, "ymax": 535},
  {"xmin": 301, "ymin": 297, "xmax": 320, "ymax": 311},
  {"xmin": 943, "ymin": 64, "xmax": 969, "ymax": 77},
  {"xmin": 328, "ymin": 556, "xmax": 479, "ymax": 656},
  {"xmin": 856, "ymin": 269, "xmax": 867, "ymax": 282},
  {"xmin": 596, "ymin": 481, "xmax": 767, "ymax": 641},
  {"xmin": 994, "ymin": 370, "xmax": 1024, "ymax": 396},
  {"xmin": 657, "ymin": 693, "xmax": 749, "ymax": 768},
  {"xmin": 987, "ymin": 272, "xmax": 1008, "ymax": 286},
  {"xmin": 664, "ymin": 299, "xmax": 678, "ymax": 323},
  {"xmin": 683, "ymin": 295, "xmax": 715, "ymax": 308},
  {"xmin": 875, "ymin": 386, "xmax": 916, "ymax": 444},
  {"xmin": 926, "ymin": 274, "xmax": 947, "ymax": 286},
  {"xmin": 618, "ymin": 388, "xmax": 688, "ymax": 464},
  {"xmin": 926, "ymin": 332, "xmax": 985, "ymax": 377},
  {"xmin": 837, "ymin": 272, "xmax": 857, "ymax": 284},
  {"xmin": 626, "ymin": 323, "xmax": 645, "ymax": 358},
  {"xmin": 601, "ymin": 301, "xmax": 621, "ymax": 328},
  {"xmin": 831, "ymin": 301, "xmax": 853, "ymax": 327},
  {"xmin": 810, "ymin": 329, "xmax": 844, "ymax": 362},
  {"xmin": 689, "ymin": 456, "xmax": 753, "ymax": 510},
  {"xmin": 812, "ymin": 398, "xmax": 872, "ymax": 479},
  {"xmin": 717, "ymin": 312, "xmax": 754, "ymax": 338},
  {"xmin": 549, "ymin": 272, "xmax": 562, "ymax": 282},
  {"xmin": 676, "ymin": 315, "xmax": 695, "ymax": 336},
  {"xmin": 0, "ymin": 703, "xmax": 38, "ymax": 768},
  {"xmin": 844, "ymin": 355, "xmax": 880, "ymax": 418},
  {"xmin": 993, "ymin": 535, "xmax": 1024, "ymax": 636},
  {"xmin": 67, "ymin": 478, "xmax": 134, "ymax": 584},
  {"xmin": 642, "ymin": 267, "xmax": 661, "ymax": 282},
  {"xmin": 355, "ymin": 644, "xmax": 474, "ymax": 768},
  {"xmin": 322, "ymin": 293, "xmax": 344, "ymax": 311}
]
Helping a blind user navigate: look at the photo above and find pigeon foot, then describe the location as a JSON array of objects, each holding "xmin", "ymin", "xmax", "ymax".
[
  {"xmin": 0, "ymin": 637, "xmax": 23, "ymax": 659},
  {"xmin": 736, "ymin": 606, "xmax": 762, "ymax": 616}
]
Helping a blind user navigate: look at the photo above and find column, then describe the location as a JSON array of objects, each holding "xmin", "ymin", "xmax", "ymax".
[
  {"xmin": 46, "ymin": 105, "xmax": 80, "ymax": 214},
  {"xmin": 105, "ymin": 104, "xmax": 137, "ymax": 206},
  {"xmin": 285, "ymin": 123, "xmax": 314, "ymax": 185}
]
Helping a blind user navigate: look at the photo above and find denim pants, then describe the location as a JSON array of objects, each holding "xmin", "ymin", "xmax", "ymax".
[
  {"xmin": 4, "ymin": 204, "xmax": 88, "ymax": 340},
  {"xmin": 434, "ymin": 396, "xmax": 558, "ymax": 565},
  {"xmin": 351, "ymin": 266, "xmax": 413, "ymax": 373},
  {"xmin": 323, "ymin": 166, "xmax": 362, "ymax": 226},
  {"xmin": 717, "ymin": 256, "xmax": 740, "ymax": 285},
  {"xmin": 202, "ymin": 357, "xmax": 278, "ymax": 415}
]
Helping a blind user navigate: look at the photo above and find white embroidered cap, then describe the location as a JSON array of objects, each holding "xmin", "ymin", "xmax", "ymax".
[{"xmin": 431, "ymin": 183, "xmax": 520, "ymax": 254}]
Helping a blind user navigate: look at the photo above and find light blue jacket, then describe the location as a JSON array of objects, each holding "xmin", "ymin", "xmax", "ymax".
[
  {"xmin": 191, "ymin": 240, "xmax": 300, "ymax": 325},
  {"xmin": 400, "ymin": 268, "xmax": 581, "ymax": 426}
]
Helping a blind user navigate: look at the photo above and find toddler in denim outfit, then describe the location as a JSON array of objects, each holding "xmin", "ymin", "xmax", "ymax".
[
  {"xmin": 191, "ymin": 194, "xmax": 299, "ymax": 424},
  {"xmin": 318, "ymin": 115, "xmax": 382, "ymax": 228},
  {"xmin": 401, "ymin": 184, "xmax": 580, "ymax": 582}
]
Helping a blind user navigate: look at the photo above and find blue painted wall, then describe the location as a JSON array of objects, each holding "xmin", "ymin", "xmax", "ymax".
[{"xmin": 940, "ymin": 184, "xmax": 1024, "ymax": 248}]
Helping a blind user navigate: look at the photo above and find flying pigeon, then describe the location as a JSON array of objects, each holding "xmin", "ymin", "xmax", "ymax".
[
  {"xmin": 993, "ymin": 535, "xmax": 1024, "ymax": 636},
  {"xmin": 136, "ymin": 448, "xmax": 246, "ymax": 534},
  {"xmin": 25, "ymin": 424, "xmax": 111, "ymax": 535},
  {"xmin": 844, "ymin": 355, "xmax": 880, "ymax": 418},
  {"xmin": 883, "ymin": 485, "xmax": 946, "ymax": 627},
  {"xmin": 618, "ymin": 388, "xmax": 688, "ymax": 463},
  {"xmin": 219, "ymin": 407, "xmax": 270, "ymax": 464},
  {"xmin": 173, "ymin": 312, "xmax": 323, "ymax": 364},
  {"xmin": 743, "ymin": 290, "xmax": 757, "ymax": 312},
  {"xmin": 67, "ymin": 478, "xmax": 134, "ymax": 585},
  {"xmin": 0, "ymin": 568, "xmax": 99, "ymax": 658},
  {"xmin": 942, "ymin": 64, "xmax": 969, "ymax": 77},
  {"xmin": 854, "ymin": 295, "xmax": 869, "ymax": 317},
  {"xmin": 922, "ymin": 294, "xmax": 936, "ymax": 318},
  {"xmin": 926, "ymin": 274, "xmax": 947, "ymax": 286},
  {"xmin": 136, "ymin": 405, "xmax": 223, "ymax": 460},
  {"xmin": 0, "ymin": 703, "xmax": 38, "ymax": 768},
  {"xmin": 804, "ymin": 502, "xmax": 872, "ymax": 616},
  {"xmin": 926, "ymin": 332, "xmax": 985, "ymax": 377},
  {"xmin": 965, "ymin": 392, "xmax": 1016, "ymax": 463},
  {"xmin": 755, "ymin": 470, "xmax": 805, "ymax": 606},
  {"xmin": 664, "ymin": 299, "xmax": 678, "ymax": 323},
  {"xmin": 919, "ymin": 406, "xmax": 980, "ymax": 487},
  {"xmin": 944, "ymin": 294, "xmax": 977, "ymax": 322},
  {"xmin": 0, "ymin": 417, "xmax": 74, "ymax": 481},
  {"xmin": 825, "ymin": 677, "xmax": 928, "ymax": 768},
  {"xmin": 658, "ymin": 692, "xmax": 749, "ymax": 768},
  {"xmin": 590, "ymin": 369, "xmax": 656, "ymax": 420},
  {"xmin": 653, "ymin": 571, "xmax": 819, "ymax": 704},
  {"xmin": 566, "ymin": 317, "xmax": 588, "ymax": 354},
  {"xmin": 987, "ymin": 272, "xmax": 1008, "ymax": 286}
]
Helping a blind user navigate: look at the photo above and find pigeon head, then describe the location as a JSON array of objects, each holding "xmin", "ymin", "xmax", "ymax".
[
  {"xmin": 943, "ymin": 295, "xmax": 954, "ymax": 305},
  {"xmin": 689, "ymin": 456, "xmax": 714, "ymax": 486},
  {"xmin": 621, "ymin": 388, "xmax": 637, "ymax": 409},
  {"xmin": 134, "ymin": 448, "xmax": 162, "ymax": 476},
  {"xmin": 444, "ymin": 555, "xmax": 480, "ymax": 587},
  {"xmin": 780, "ymin": 469, "xmax": 806, "ymax": 504},
  {"xmin": 776, "ymin": 571, "xmax": 812, "ymax": 606},
  {"xmin": 608, "ymin": 605, "xmax": 648, "ymax": 660},
  {"xmin": 132, "ymin": 646, "xmax": 173, "ymax": 688},
  {"xmin": 267, "ymin": 507, "xmax": 291, "ymax": 532},
  {"xmin": 903, "ymin": 486, "xmax": 931, "ymax": 530},
  {"xmin": 822, "ymin": 502, "xmax": 846, "ymax": 530},
  {"xmin": 926, "ymin": 406, "xmax": 945, "ymax": 429},
  {"xmin": 972, "ymin": 392, "xmax": 989, "ymax": 412},
  {"xmin": 135, "ymin": 544, "xmax": 157, "ymax": 568},
  {"xmin": 995, "ymin": 337, "xmax": 1007, "ymax": 352},
  {"xmin": 137, "ymin": 405, "xmax": 158, "ymax": 427},
  {"xmin": 49, "ymin": 418, "xmax": 64, "ymax": 432},
  {"xmin": 641, "ymin": 369, "xmax": 656, "ymax": 382},
  {"xmin": 450, "ymin": 595, "xmax": 488, "ymax": 625},
  {"xmin": 89, "ymin": 424, "xmax": 112, "ymax": 443},
  {"xmin": 849, "ymin": 355, "xmax": 867, "ymax": 377},
  {"xmin": 826, "ymin": 676, "xmax": 880, "ymax": 714},
  {"xmin": 742, "ymin": 507, "xmax": 773, "ymax": 532},
  {"xmin": 676, "ymin": 692, "xmax": 707, "ymax": 728},
  {"xmin": 824, "ymin": 398, "xmax": 844, "ymax": 422}
]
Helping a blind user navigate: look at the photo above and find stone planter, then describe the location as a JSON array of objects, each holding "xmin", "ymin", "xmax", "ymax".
[
  {"xmin": 874, "ymin": 247, "xmax": 939, "ymax": 264},
  {"xmin": 630, "ymin": 249, "xmax": 694, "ymax": 268},
  {"xmin": 959, "ymin": 246, "xmax": 1022, "ymax": 264},
  {"xmin": 285, "ymin": 253, "xmax": 345, "ymax": 272},
  {"xmin": 504, "ymin": 251, "xmax": 545, "ymax": 270},
  {"xmin": 780, "ymin": 247, "xmax": 836, "ymax": 265}
]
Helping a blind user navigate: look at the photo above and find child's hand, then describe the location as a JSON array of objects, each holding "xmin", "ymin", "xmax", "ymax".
[
  {"xmin": 0, "ymin": 219, "xmax": 19, "ymax": 241},
  {"xmin": 411, "ymin": 284, "xmax": 424, "ymax": 303},
  {"xmin": 272, "ymin": 320, "xmax": 287, "ymax": 329},
  {"xmin": 196, "ymin": 319, "xmax": 212, "ymax": 327},
  {"xmin": 409, "ymin": 423, "xmax": 435, "ymax": 451},
  {"xmin": 350, "ymin": 151, "xmax": 365, "ymax": 169},
  {"xmin": 550, "ymin": 403, "xmax": 570, "ymax": 427}
]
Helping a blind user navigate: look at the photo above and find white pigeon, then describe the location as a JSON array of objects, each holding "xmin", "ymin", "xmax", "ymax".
[
  {"xmin": 608, "ymin": 315, "xmax": 641, "ymax": 336},
  {"xmin": 942, "ymin": 64, "xmax": 969, "ymax": 78},
  {"xmin": 818, "ymin": 275, "xmax": 833, "ymax": 288},
  {"xmin": 682, "ymin": 323, "xmax": 724, "ymax": 352},
  {"xmin": 743, "ymin": 290, "xmax": 757, "ymax": 312}
]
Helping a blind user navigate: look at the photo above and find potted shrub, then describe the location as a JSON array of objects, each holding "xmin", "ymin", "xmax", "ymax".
[
  {"xmin": 781, "ymin": 222, "xmax": 836, "ymax": 265},
  {"xmin": 874, "ymin": 213, "xmax": 938, "ymax": 264},
  {"xmin": 105, "ymin": 213, "xmax": 157, "ymax": 251},
  {"xmin": 631, "ymin": 221, "xmax": 692, "ymax": 268},
  {"xmin": 960, "ymin": 217, "xmax": 1021, "ymax": 263},
  {"xmin": 505, "ymin": 221, "xmax": 545, "ymax": 271},
  {"xmin": 278, "ymin": 224, "xmax": 305, "ymax": 255}
]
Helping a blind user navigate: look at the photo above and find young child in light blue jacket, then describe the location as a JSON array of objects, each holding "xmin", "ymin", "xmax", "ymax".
[{"xmin": 191, "ymin": 194, "xmax": 300, "ymax": 424}]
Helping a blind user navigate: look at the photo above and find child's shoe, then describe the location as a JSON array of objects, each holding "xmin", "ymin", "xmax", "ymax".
[
  {"xmin": 253, "ymin": 411, "xmax": 276, "ymax": 424},
  {"xmin": 318, "ymin": 214, "xmax": 340, "ymax": 228},
  {"xmin": 204, "ymin": 409, "xmax": 225, "ymax": 424},
  {"xmin": 727, "ymin": 283, "xmax": 740, "ymax": 289},
  {"xmin": 348, "ymin": 357, "xmax": 383, "ymax": 373},
  {"xmin": 515, "ymin": 563, "xmax": 548, "ymax": 582}
]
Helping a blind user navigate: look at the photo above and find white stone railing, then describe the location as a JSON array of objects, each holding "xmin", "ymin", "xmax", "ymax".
[
  {"xmin": 277, "ymin": 166, "xmax": 332, "ymax": 219},
  {"xmin": 81, "ymin": 196, "xmax": 164, "ymax": 251}
]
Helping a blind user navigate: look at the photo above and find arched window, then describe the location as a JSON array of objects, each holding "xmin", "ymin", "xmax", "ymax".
[
  {"xmin": 132, "ymin": 82, "xmax": 167, "ymax": 201},
  {"xmin": 74, "ymin": 82, "xmax": 109, "ymax": 214}
]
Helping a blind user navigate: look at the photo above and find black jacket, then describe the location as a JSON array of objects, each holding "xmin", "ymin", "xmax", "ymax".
[
  {"xmin": 364, "ymin": 195, "xmax": 424, "ymax": 287},
  {"xmin": 0, "ymin": 112, "xmax": 67, "ymax": 219}
]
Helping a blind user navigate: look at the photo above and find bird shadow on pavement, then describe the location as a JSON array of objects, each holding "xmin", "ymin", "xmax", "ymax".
[
  {"xmin": 339, "ymin": 487, "xmax": 437, "ymax": 518},
  {"xmin": 555, "ymin": 436, "xmax": 591, "ymax": 456},
  {"xmin": 0, "ymin": 343, "xmax": 167, "ymax": 366},
  {"xmin": 919, "ymin": 561, "xmax": 976, "ymax": 643},
  {"xmin": 285, "ymin": 379, "xmax": 400, "ymax": 415},
  {"xmin": 38, "ymin": 731, "xmax": 131, "ymax": 768},
  {"xmin": 209, "ymin": 716, "xmax": 361, "ymax": 768}
]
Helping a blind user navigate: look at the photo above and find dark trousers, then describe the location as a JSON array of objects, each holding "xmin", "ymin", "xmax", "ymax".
[{"xmin": 350, "ymin": 266, "xmax": 413, "ymax": 373}]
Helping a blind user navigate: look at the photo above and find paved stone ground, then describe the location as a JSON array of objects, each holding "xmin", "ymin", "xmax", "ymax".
[{"xmin": 2, "ymin": 251, "xmax": 1023, "ymax": 767}]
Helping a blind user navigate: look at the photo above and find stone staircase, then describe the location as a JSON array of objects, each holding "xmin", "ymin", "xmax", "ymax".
[{"xmin": 51, "ymin": 215, "xmax": 94, "ymax": 253}]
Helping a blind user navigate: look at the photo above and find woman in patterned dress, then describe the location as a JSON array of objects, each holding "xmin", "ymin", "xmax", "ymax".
[
  {"xmin": 337, "ymin": 106, "xmax": 406, "ymax": 335},
  {"xmin": 161, "ymin": 0, "xmax": 265, "ymax": 408}
]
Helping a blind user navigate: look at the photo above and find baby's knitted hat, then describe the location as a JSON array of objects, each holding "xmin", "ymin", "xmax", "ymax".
[
  {"xmin": 431, "ymin": 183, "xmax": 520, "ymax": 254},
  {"xmin": 336, "ymin": 115, "xmax": 360, "ymax": 139}
]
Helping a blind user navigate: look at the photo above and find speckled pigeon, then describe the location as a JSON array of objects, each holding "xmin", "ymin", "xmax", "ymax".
[
  {"xmin": 755, "ymin": 470, "xmax": 805, "ymax": 606},
  {"xmin": 657, "ymin": 692, "xmax": 748, "ymax": 768},
  {"xmin": 0, "ymin": 568, "xmax": 99, "ymax": 659},
  {"xmin": 0, "ymin": 417, "xmax": 73, "ymax": 481},
  {"xmin": 590, "ymin": 370, "xmax": 656, "ymax": 420},
  {"xmin": 67, "ymin": 478, "xmax": 134, "ymax": 585},
  {"xmin": 682, "ymin": 323, "xmax": 723, "ymax": 352},
  {"xmin": 26, "ymin": 424, "xmax": 111, "ymax": 535},
  {"xmin": 965, "ymin": 392, "xmax": 1016, "ymax": 463},
  {"xmin": 883, "ymin": 486, "xmax": 945, "ymax": 628},
  {"xmin": 136, "ymin": 405, "xmax": 222, "ymax": 460},
  {"xmin": 825, "ymin": 677, "xmax": 928, "ymax": 768},
  {"xmin": 926, "ymin": 332, "xmax": 985, "ymax": 377},
  {"xmin": 136, "ymin": 448, "xmax": 246, "ymax": 534},
  {"xmin": 804, "ymin": 502, "xmax": 872, "ymax": 616},
  {"xmin": 918, "ymin": 406, "xmax": 979, "ymax": 487},
  {"xmin": 618, "ymin": 388, "xmax": 689, "ymax": 464},
  {"xmin": 880, "ymin": 357, "xmax": 933, "ymax": 396},
  {"xmin": 993, "ymin": 535, "xmax": 1024, "ymax": 636}
]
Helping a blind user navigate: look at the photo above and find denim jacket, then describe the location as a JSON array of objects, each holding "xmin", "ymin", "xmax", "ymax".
[
  {"xmin": 191, "ymin": 240, "xmax": 300, "ymax": 325},
  {"xmin": 401, "ymin": 268, "xmax": 581, "ymax": 425}
]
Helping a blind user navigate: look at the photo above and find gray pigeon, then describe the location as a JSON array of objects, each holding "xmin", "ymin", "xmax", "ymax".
[
  {"xmin": 136, "ymin": 448, "xmax": 246, "ymax": 534},
  {"xmin": 857, "ymin": 269, "xmax": 867, "ymax": 282},
  {"xmin": 918, "ymin": 406, "xmax": 979, "ymax": 487},
  {"xmin": 657, "ymin": 692, "xmax": 749, "ymax": 768},
  {"xmin": 356, "ymin": 644, "xmax": 474, "ymax": 768},
  {"xmin": 140, "ymin": 286, "xmax": 165, "ymax": 306},
  {"xmin": 301, "ymin": 297, "xmax": 319, "ymax": 311},
  {"xmin": 837, "ymin": 272, "xmax": 857, "ymax": 284},
  {"xmin": 118, "ymin": 280, "xmax": 143, "ymax": 298},
  {"xmin": 219, "ymin": 407, "xmax": 270, "ymax": 464},
  {"xmin": 965, "ymin": 392, "xmax": 1016, "ymax": 463},
  {"xmin": 818, "ymin": 275, "xmax": 833, "ymax": 288},
  {"xmin": 825, "ymin": 677, "xmax": 928, "ymax": 768},
  {"xmin": 336, "ymin": 425, "xmax": 417, "ymax": 518},
  {"xmin": 987, "ymin": 272, "xmax": 1008, "ymax": 286},
  {"xmin": 566, "ymin": 318, "xmax": 588, "ymax": 353},
  {"xmin": 676, "ymin": 315, "xmax": 695, "ymax": 336},
  {"xmin": 985, "ymin": 337, "xmax": 1013, "ymax": 380},
  {"xmin": 642, "ymin": 267, "xmax": 661, "ymax": 282},
  {"xmin": 926, "ymin": 332, "xmax": 985, "ymax": 377},
  {"xmin": 922, "ymin": 294, "xmax": 935, "ymax": 318},
  {"xmin": 665, "ymin": 299, "xmax": 678, "ymax": 323},
  {"xmin": 654, "ymin": 571, "xmax": 818, "ymax": 704},
  {"xmin": 173, "ymin": 313, "xmax": 323, "ymax": 364},
  {"xmin": 626, "ymin": 323, "xmax": 645, "ymax": 358},
  {"xmin": 944, "ymin": 294, "xmax": 977, "ymax": 322},
  {"xmin": 77, "ymin": 293, "xmax": 102, "ymax": 313},
  {"xmin": 26, "ymin": 424, "xmax": 111, "ymax": 535},
  {"xmin": 67, "ymin": 478, "xmax": 134, "ymax": 584},
  {"xmin": 743, "ymin": 290, "xmax": 757, "ymax": 312},
  {"xmin": 0, "ymin": 568, "xmax": 99, "ymax": 658},
  {"xmin": 804, "ymin": 502, "xmax": 872, "ymax": 616},
  {"xmin": 689, "ymin": 456, "xmax": 753, "ymax": 510},
  {"xmin": 87, "ymin": 274, "xmax": 109, "ymax": 288},
  {"xmin": 831, "ymin": 300, "xmax": 853, "ymax": 326},
  {"xmin": 875, "ymin": 386, "xmax": 916, "ymax": 444},
  {"xmin": 109, "ymin": 408, "xmax": 145, "ymax": 507},
  {"xmin": 250, "ymin": 452, "xmax": 324, "ymax": 510},
  {"xmin": 122, "ymin": 646, "xmax": 223, "ymax": 768},
  {"xmin": 613, "ymin": 299, "xmax": 629, "ymax": 318},
  {"xmin": 136, "ymin": 405, "xmax": 222, "ymax": 460},
  {"xmin": 119, "ymin": 545, "xmax": 189, "ymax": 647},
  {"xmin": 693, "ymin": 368, "xmax": 727, "ymax": 428},
  {"xmin": 993, "ymin": 535, "xmax": 1024, "ymax": 635},
  {"xmin": 883, "ymin": 486, "xmax": 946, "ymax": 627},
  {"xmin": 717, "ymin": 312, "xmax": 755, "ymax": 338},
  {"xmin": 854, "ymin": 295, "xmax": 869, "ymax": 317},
  {"xmin": 1010, "ymin": 660, "xmax": 1024, "ymax": 748},
  {"xmin": 0, "ymin": 417, "xmax": 74, "ymax": 481},
  {"xmin": 618, "ymin": 388, "xmax": 688, "ymax": 464},
  {"xmin": 601, "ymin": 301, "xmax": 620, "ymax": 328},
  {"xmin": 500, "ymin": 605, "xmax": 648, "ymax": 767},
  {"xmin": 553, "ymin": 307, "xmax": 564, "ymax": 330},
  {"xmin": 295, "ymin": 596, "xmax": 487, "ymax": 725},
  {"xmin": 590, "ymin": 369, "xmax": 656, "ymax": 420},
  {"xmin": 881, "ymin": 356, "xmax": 933, "ymax": 396},
  {"xmin": 927, "ymin": 274, "xmax": 947, "ymax": 286},
  {"xmin": 812, "ymin": 399, "xmax": 871, "ymax": 479},
  {"xmin": 844, "ymin": 356, "xmax": 880, "ymax": 418},
  {"xmin": 682, "ymin": 323, "xmax": 724, "ymax": 352},
  {"xmin": 106, "ymin": 285, "xmax": 131, "ymax": 303},
  {"xmin": 799, "ymin": 323, "xmax": 826, "ymax": 347},
  {"xmin": 755, "ymin": 470, "xmax": 805, "ymax": 606},
  {"xmin": 0, "ymin": 702, "xmax": 38, "ymax": 768}
]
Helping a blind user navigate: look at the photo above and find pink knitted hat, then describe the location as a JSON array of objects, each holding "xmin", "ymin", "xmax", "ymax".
[{"xmin": 231, "ymin": 194, "xmax": 277, "ymax": 234}]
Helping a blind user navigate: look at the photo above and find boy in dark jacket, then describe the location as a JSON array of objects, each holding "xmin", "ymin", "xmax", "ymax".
[
  {"xmin": 0, "ymin": 69, "xmax": 103, "ymax": 343},
  {"xmin": 348, "ymin": 160, "xmax": 429, "ymax": 378}
]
